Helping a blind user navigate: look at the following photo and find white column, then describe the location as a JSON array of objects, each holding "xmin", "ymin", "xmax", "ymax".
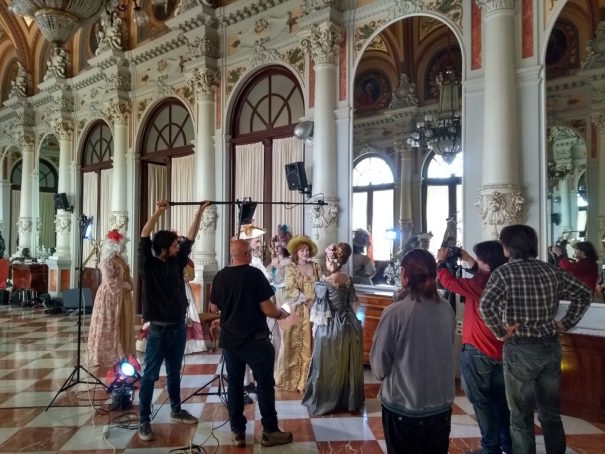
[
  {"xmin": 593, "ymin": 114, "xmax": 605, "ymax": 254},
  {"xmin": 0, "ymin": 177, "xmax": 10, "ymax": 251},
  {"xmin": 104, "ymin": 100, "xmax": 130, "ymax": 233},
  {"xmin": 558, "ymin": 176, "xmax": 572, "ymax": 235},
  {"xmin": 188, "ymin": 68, "xmax": 219, "ymax": 272},
  {"xmin": 52, "ymin": 120, "xmax": 73, "ymax": 259},
  {"xmin": 477, "ymin": 0, "xmax": 525, "ymax": 239},
  {"xmin": 302, "ymin": 22, "xmax": 344, "ymax": 254},
  {"xmin": 17, "ymin": 136, "xmax": 35, "ymax": 254},
  {"xmin": 398, "ymin": 146, "xmax": 414, "ymax": 248}
]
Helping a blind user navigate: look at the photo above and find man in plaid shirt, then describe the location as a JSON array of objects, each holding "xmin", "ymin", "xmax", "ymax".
[{"xmin": 480, "ymin": 225, "xmax": 591, "ymax": 454}]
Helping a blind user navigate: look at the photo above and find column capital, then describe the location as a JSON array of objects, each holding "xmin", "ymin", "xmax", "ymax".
[
  {"xmin": 476, "ymin": 0, "xmax": 515, "ymax": 14},
  {"xmin": 476, "ymin": 184, "xmax": 525, "ymax": 238},
  {"xmin": 301, "ymin": 22, "xmax": 344, "ymax": 65},
  {"xmin": 395, "ymin": 141, "xmax": 415, "ymax": 160},
  {"xmin": 308, "ymin": 196, "xmax": 339, "ymax": 240},
  {"xmin": 109, "ymin": 211, "xmax": 129, "ymax": 233},
  {"xmin": 16, "ymin": 134, "xmax": 35, "ymax": 151},
  {"xmin": 592, "ymin": 112, "xmax": 605, "ymax": 129},
  {"xmin": 54, "ymin": 213, "xmax": 72, "ymax": 233},
  {"xmin": 51, "ymin": 119, "xmax": 74, "ymax": 140},
  {"xmin": 17, "ymin": 217, "xmax": 33, "ymax": 234},
  {"xmin": 103, "ymin": 99, "xmax": 130, "ymax": 125},
  {"xmin": 199, "ymin": 205, "xmax": 218, "ymax": 234},
  {"xmin": 186, "ymin": 68, "xmax": 219, "ymax": 102}
]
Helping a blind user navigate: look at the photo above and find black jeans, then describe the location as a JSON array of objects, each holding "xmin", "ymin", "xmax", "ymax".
[
  {"xmin": 223, "ymin": 338, "xmax": 278, "ymax": 434},
  {"xmin": 382, "ymin": 405, "xmax": 451, "ymax": 454}
]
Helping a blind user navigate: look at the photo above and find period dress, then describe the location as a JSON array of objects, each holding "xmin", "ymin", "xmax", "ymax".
[
  {"xmin": 184, "ymin": 282, "xmax": 207, "ymax": 354},
  {"xmin": 276, "ymin": 261, "xmax": 321, "ymax": 392},
  {"xmin": 302, "ymin": 277, "xmax": 365, "ymax": 415},
  {"xmin": 87, "ymin": 254, "xmax": 135, "ymax": 367},
  {"xmin": 267, "ymin": 257, "xmax": 290, "ymax": 372}
]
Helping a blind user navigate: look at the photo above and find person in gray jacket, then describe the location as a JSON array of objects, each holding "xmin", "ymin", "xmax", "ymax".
[{"xmin": 370, "ymin": 248, "xmax": 456, "ymax": 454}]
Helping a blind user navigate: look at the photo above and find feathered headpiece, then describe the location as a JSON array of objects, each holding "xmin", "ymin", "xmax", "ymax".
[
  {"xmin": 273, "ymin": 224, "xmax": 293, "ymax": 248},
  {"xmin": 103, "ymin": 229, "xmax": 128, "ymax": 258}
]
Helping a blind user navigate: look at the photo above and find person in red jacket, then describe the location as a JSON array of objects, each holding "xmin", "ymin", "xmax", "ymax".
[
  {"xmin": 437, "ymin": 241, "xmax": 511, "ymax": 454},
  {"xmin": 551, "ymin": 241, "xmax": 598, "ymax": 293}
]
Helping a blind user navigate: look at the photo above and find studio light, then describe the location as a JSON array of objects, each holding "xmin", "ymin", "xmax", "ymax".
[{"xmin": 108, "ymin": 355, "xmax": 141, "ymax": 392}]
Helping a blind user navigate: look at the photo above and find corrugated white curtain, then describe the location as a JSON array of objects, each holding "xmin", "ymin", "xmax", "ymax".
[
  {"xmin": 39, "ymin": 192, "xmax": 56, "ymax": 249},
  {"xmin": 271, "ymin": 137, "xmax": 304, "ymax": 237},
  {"xmin": 171, "ymin": 155, "xmax": 195, "ymax": 235},
  {"xmin": 10, "ymin": 190, "xmax": 20, "ymax": 255},
  {"xmin": 82, "ymin": 172, "xmax": 98, "ymax": 267},
  {"xmin": 100, "ymin": 168, "xmax": 112, "ymax": 239},
  {"xmin": 147, "ymin": 164, "xmax": 168, "ymax": 232},
  {"xmin": 235, "ymin": 143, "xmax": 264, "ymax": 229}
]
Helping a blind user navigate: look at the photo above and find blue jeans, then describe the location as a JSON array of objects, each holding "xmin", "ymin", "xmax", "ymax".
[
  {"xmin": 460, "ymin": 344, "xmax": 512, "ymax": 454},
  {"xmin": 502, "ymin": 338, "xmax": 565, "ymax": 454},
  {"xmin": 223, "ymin": 338, "xmax": 278, "ymax": 434},
  {"xmin": 139, "ymin": 321, "xmax": 186, "ymax": 423},
  {"xmin": 382, "ymin": 405, "xmax": 451, "ymax": 454}
]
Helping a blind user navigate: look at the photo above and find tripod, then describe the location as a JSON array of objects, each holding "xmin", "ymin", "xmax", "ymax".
[
  {"xmin": 46, "ymin": 215, "xmax": 107, "ymax": 411},
  {"xmin": 181, "ymin": 358, "xmax": 227, "ymax": 404}
]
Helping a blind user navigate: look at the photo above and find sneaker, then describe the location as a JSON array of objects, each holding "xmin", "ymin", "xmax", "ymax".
[
  {"xmin": 138, "ymin": 421, "xmax": 155, "ymax": 441},
  {"xmin": 261, "ymin": 429, "xmax": 293, "ymax": 447},
  {"xmin": 171, "ymin": 408, "xmax": 198, "ymax": 424},
  {"xmin": 232, "ymin": 432, "xmax": 246, "ymax": 447}
]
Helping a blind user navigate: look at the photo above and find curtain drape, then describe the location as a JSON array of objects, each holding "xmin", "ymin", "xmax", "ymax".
[
  {"xmin": 99, "ymin": 168, "xmax": 113, "ymax": 239},
  {"xmin": 171, "ymin": 155, "xmax": 195, "ymax": 236},
  {"xmin": 147, "ymin": 164, "xmax": 167, "ymax": 232},
  {"xmin": 39, "ymin": 192, "xmax": 55, "ymax": 249},
  {"xmin": 271, "ymin": 137, "xmax": 304, "ymax": 237},
  {"xmin": 82, "ymin": 172, "xmax": 98, "ymax": 267},
  {"xmin": 235, "ymin": 143, "xmax": 264, "ymax": 230},
  {"xmin": 10, "ymin": 189, "xmax": 20, "ymax": 255}
]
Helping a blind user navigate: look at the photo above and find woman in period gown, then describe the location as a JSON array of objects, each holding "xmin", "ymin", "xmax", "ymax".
[
  {"xmin": 276, "ymin": 235, "xmax": 321, "ymax": 392},
  {"xmin": 87, "ymin": 229, "xmax": 135, "ymax": 368},
  {"xmin": 184, "ymin": 259, "xmax": 207, "ymax": 354},
  {"xmin": 266, "ymin": 225, "xmax": 292, "ymax": 377},
  {"xmin": 302, "ymin": 242, "xmax": 364, "ymax": 416}
]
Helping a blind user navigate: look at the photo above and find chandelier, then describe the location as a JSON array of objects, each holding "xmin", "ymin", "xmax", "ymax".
[
  {"xmin": 9, "ymin": 0, "xmax": 149, "ymax": 46},
  {"xmin": 407, "ymin": 68, "xmax": 462, "ymax": 164}
]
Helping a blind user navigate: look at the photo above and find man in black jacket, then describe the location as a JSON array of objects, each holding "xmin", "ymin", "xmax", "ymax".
[{"xmin": 138, "ymin": 199, "xmax": 210, "ymax": 442}]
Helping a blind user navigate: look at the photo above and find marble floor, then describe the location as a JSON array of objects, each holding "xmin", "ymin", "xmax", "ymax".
[{"xmin": 0, "ymin": 305, "xmax": 603, "ymax": 453}]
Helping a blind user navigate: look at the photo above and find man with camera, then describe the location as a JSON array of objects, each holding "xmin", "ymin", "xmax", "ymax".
[{"xmin": 437, "ymin": 241, "xmax": 511, "ymax": 454}]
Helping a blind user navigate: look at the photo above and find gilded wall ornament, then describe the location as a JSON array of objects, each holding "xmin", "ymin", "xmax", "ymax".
[
  {"xmin": 102, "ymin": 99, "xmax": 131, "ymax": 124},
  {"xmin": 186, "ymin": 68, "xmax": 219, "ymax": 101},
  {"xmin": 301, "ymin": 22, "xmax": 344, "ymax": 65},
  {"xmin": 226, "ymin": 67, "xmax": 246, "ymax": 97},
  {"xmin": 51, "ymin": 120, "xmax": 74, "ymax": 140}
]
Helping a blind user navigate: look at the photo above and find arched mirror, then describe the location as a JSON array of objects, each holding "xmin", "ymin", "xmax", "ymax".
[
  {"xmin": 352, "ymin": 16, "xmax": 463, "ymax": 286},
  {"xmin": 35, "ymin": 135, "xmax": 59, "ymax": 259}
]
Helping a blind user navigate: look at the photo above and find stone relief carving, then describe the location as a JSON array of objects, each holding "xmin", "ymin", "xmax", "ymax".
[
  {"xmin": 175, "ymin": 0, "xmax": 211, "ymax": 15},
  {"xmin": 17, "ymin": 218, "xmax": 33, "ymax": 234},
  {"xmin": 199, "ymin": 205, "xmax": 218, "ymax": 233},
  {"xmin": 180, "ymin": 34, "xmax": 219, "ymax": 59},
  {"xmin": 249, "ymin": 38, "xmax": 281, "ymax": 67},
  {"xmin": 44, "ymin": 47, "xmax": 70, "ymax": 80},
  {"xmin": 109, "ymin": 212, "xmax": 129, "ymax": 232},
  {"xmin": 387, "ymin": 0, "xmax": 422, "ymax": 21},
  {"xmin": 475, "ymin": 0, "xmax": 514, "ymax": 14},
  {"xmin": 186, "ymin": 68, "xmax": 218, "ymax": 101},
  {"xmin": 301, "ymin": 22, "xmax": 344, "ymax": 65},
  {"xmin": 9, "ymin": 63, "xmax": 31, "ymax": 98},
  {"xmin": 389, "ymin": 73, "xmax": 419, "ymax": 109},
  {"xmin": 96, "ymin": 11, "xmax": 126, "ymax": 55},
  {"xmin": 226, "ymin": 67, "xmax": 246, "ymax": 97},
  {"xmin": 54, "ymin": 214, "xmax": 72, "ymax": 233},
  {"xmin": 476, "ymin": 186, "xmax": 526, "ymax": 237},
  {"xmin": 309, "ymin": 198, "xmax": 339, "ymax": 239},
  {"xmin": 51, "ymin": 120, "xmax": 74, "ymax": 140},
  {"xmin": 102, "ymin": 99, "xmax": 131, "ymax": 124},
  {"xmin": 592, "ymin": 112, "xmax": 605, "ymax": 129},
  {"xmin": 303, "ymin": 0, "xmax": 337, "ymax": 14},
  {"xmin": 15, "ymin": 134, "xmax": 35, "ymax": 150}
]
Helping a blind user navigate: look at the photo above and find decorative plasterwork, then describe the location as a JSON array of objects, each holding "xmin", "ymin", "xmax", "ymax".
[
  {"xmin": 186, "ymin": 68, "xmax": 219, "ymax": 101},
  {"xmin": 221, "ymin": 0, "xmax": 289, "ymax": 26},
  {"xmin": 102, "ymin": 99, "xmax": 131, "ymax": 125},
  {"xmin": 386, "ymin": 0, "xmax": 422, "ymax": 22},
  {"xmin": 309, "ymin": 197, "xmax": 340, "ymax": 239},
  {"xmin": 54, "ymin": 214, "xmax": 72, "ymax": 233},
  {"xmin": 249, "ymin": 38, "xmax": 281, "ymax": 67},
  {"xmin": 15, "ymin": 134, "xmax": 35, "ymax": 150},
  {"xmin": 283, "ymin": 47, "xmax": 305, "ymax": 75},
  {"xmin": 175, "ymin": 0, "xmax": 204, "ymax": 16},
  {"xmin": 17, "ymin": 218, "xmax": 33, "ymax": 234},
  {"xmin": 476, "ymin": 0, "xmax": 514, "ymax": 14},
  {"xmin": 226, "ymin": 67, "xmax": 246, "ymax": 97},
  {"xmin": 51, "ymin": 120, "xmax": 73, "ymax": 140},
  {"xmin": 180, "ymin": 34, "xmax": 220, "ymax": 59},
  {"xmin": 476, "ymin": 185, "xmax": 526, "ymax": 238},
  {"xmin": 44, "ymin": 48, "xmax": 71, "ymax": 81},
  {"xmin": 301, "ymin": 22, "xmax": 344, "ymax": 65},
  {"xmin": 96, "ymin": 11, "xmax": 126, "ymax": 55},
  {"xmin": 110, "ymin": 212, "xmax": 129, "ymax": 232},
  {"xmin": 9, "ymin": 63, "xmax": 32, "ymax": 99},
  {"xmin": 199, "ymin": 205, "xmax": 218, "ymax": 233},
  {"xmin": 592, "ymin": 113, "xmax": 605, "ymax": 129},
  {"xmin": 582, "ymin": 21, "xmax": 605, "ymax": 70}
]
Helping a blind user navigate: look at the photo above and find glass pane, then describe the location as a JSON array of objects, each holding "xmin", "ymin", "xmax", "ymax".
[
  {"xmin": 371, "ymin": 189, "xmax": 394, "ymax": 261},
  {"xmin": 353, "ymin": 157, "xmax": 394, "ymax": 186},
  {"xmin": 426, "ymin": 153, "xmax": 462, "ymax": 178},
  {"xmin": 425, "ymin": 185, "xmax": 449, "ymax": 257},
  {"xmin": 577, "ymin": 208, "xmax": 587, "ymax": 234},
  {"xmin": 456, "ymin": 183, "xmax": 463, "ymax": 245},
  {"xmin": 352, "ymin": 192, "xmax": 368, "ymax": 232}
]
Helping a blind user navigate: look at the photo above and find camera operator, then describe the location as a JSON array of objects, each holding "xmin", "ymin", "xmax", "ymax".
[{"xmin": 436, "ymin": 241, "xmax": 512, "ymax": 454}]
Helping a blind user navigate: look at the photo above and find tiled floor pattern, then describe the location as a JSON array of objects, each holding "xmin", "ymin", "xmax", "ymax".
[{"xmin": 0, "ymin": 305, "xmax": 602, "ymax": 453}]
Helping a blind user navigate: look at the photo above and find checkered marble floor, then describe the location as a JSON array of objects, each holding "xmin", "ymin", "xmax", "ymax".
[{"xmin": 0, "ymin": 306, "xmax": 603, "ymax": 453}]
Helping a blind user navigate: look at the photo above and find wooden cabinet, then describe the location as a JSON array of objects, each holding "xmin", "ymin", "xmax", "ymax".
[
  {"xmin": 356, "ymin": 289, "xmax": 393, "ymax": 364},
  {"xmin": 12, "ymin": 263, "xmax": 49, "ymax": 293}
]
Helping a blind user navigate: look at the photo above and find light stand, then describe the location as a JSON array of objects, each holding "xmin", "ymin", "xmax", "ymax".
[{"xmin": 46, "ymin": 215, "xmax": 107, "ymax": 411}]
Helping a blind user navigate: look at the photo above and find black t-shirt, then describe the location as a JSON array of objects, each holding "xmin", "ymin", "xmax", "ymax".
[
  {"xmin": 138, "ymin": 237, "xmax": 192, "ymax": 324},
  {"xmin": 210, "ymin": 264, "xmax": 275, "ymax": 350}
]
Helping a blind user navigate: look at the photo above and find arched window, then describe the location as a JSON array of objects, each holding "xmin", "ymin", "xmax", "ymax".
[
  {"xmin": 81, "ymin": 121, "xmax": 114, "ymax": 265},
  {"xmin": 352, "ymin": 155, "xmax": 395, "ymax": 261},
  {"xmin": 231, "ymin": 67, "xmax": 305, "ymax": 237},
  {"xmin": 422, "ymin": 152, "xmax": 463, "ymax": 256}
]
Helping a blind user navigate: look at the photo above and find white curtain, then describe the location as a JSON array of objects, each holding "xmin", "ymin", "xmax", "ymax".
[
  {"xmin": 100, "ymin": 168, "xmax": 112, "ymax": 239},
  {"xmin": 147, "ymin": 164, "xmax": 168, "ymax": 232},
  {"xmin": 171, "ymin": 155, "xmax": 195, "ymax": 236},
  {"xmin": 82, "ymin": 172, "xmax": 98, "ymax": 267},
  {"xmin": 39, "ymin": 192, "xmax": 55, "ymax": 249},
  {"xmin": 271, "ymin": 137, "xmax": 304, "ymax": 237},
  {"xmin": 10, "ymin": 190, "xmax": 20, "ymax": 255},
  {"xmin": 235, "ymin": 143, "xmax": 264, "ymax": 229}
]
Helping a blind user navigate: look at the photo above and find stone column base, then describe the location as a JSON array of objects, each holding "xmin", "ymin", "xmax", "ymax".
[
  {"xmin": 46, "ymin": 257, "xmax": 72, "ymax": 298},
  {"xmin": 476, "ymin": 184, "xmax": 526, "ymax": 240}
]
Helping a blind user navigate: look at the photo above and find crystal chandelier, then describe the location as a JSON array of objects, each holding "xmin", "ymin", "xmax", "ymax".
[
  {"xmin": 407, "ymin": 68, "xmax": 462, "ymax": 164},
  {"xmin": 8, "ymin": 0, "xmax": 149, "ymax": 46}
]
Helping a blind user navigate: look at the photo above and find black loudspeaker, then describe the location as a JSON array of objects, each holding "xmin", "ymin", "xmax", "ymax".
[
  {"xmin": 285, "ymin": 162, "xmax": 308, "ymax": 191},
  {"xmin": 54, "ymin": 193, "xmax": 71, "ymax": 211}
]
